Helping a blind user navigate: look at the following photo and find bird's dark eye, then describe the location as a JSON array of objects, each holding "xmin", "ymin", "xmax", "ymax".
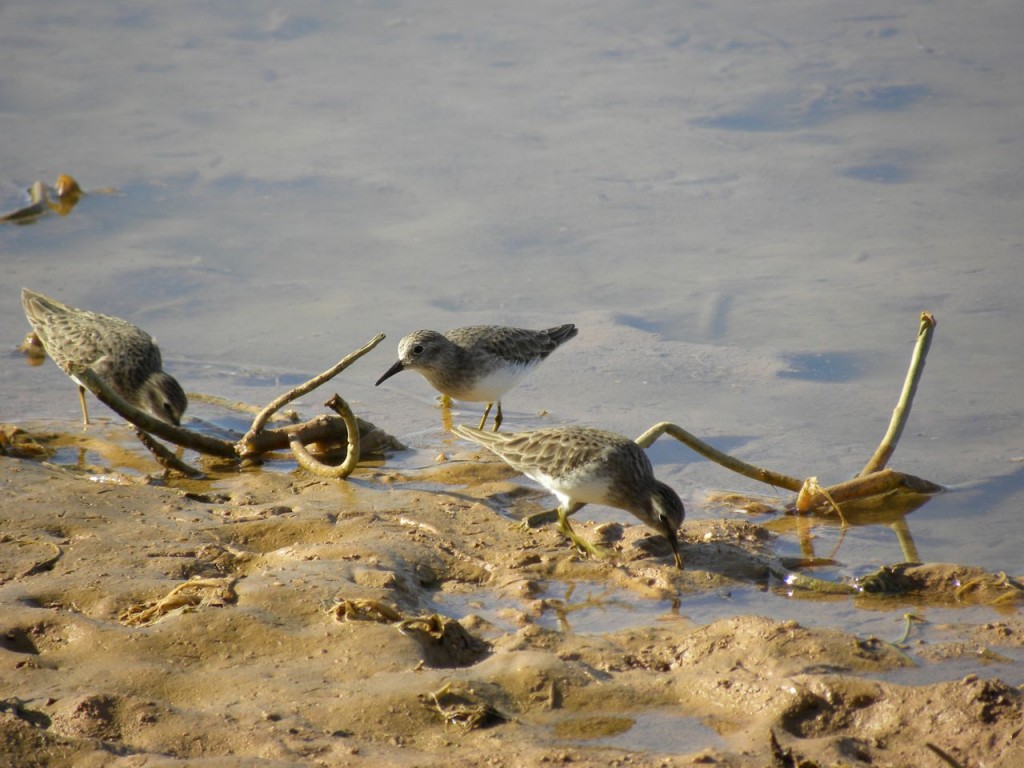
[{"xmin": 412, "ymin": 344, "xmax": 424, "ymax": 355}]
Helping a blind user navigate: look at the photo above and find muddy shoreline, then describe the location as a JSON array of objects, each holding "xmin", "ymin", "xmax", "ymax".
[{"xmin": 2, "ymin": 423, "xmax": 1022, "ymax": 767}]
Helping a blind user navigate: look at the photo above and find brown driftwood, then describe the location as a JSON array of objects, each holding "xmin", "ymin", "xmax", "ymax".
[
  {"xmin": 641, "ymin": 312, "xmax": 940, "ymax": 514},
  {"xmin": 73, "ymin": 333, "xmax": 400, "ymax": 478},
  {"xmin": 795, "ymin": 468, "xmax": 942, "ymax": 512}
]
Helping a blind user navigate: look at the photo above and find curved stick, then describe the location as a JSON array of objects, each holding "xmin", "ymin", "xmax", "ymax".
[
  {"xmin": 634, "ymin": 421, "xmax": 804, "ymax": 492},
  {"xmin": 239, "ymin": 333, "xmax": 385, "ymax": 454},
  {"xmin": 286, "ymin": 395, "xmax": 361, "ymax": 479}
]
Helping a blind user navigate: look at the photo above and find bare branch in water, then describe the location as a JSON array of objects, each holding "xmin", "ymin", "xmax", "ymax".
[
  {"xmin": 239, "ymin": 333, "xmax": 385, "ymax": 454},
  {"xmin": 74, "ymin": 368, "xmax": 236, "ymax": 458},
  {"xmin": 525, "ymin": 312, "xmax": 944, "ymax": 550},
  {"xmin": 795, "ymin": 468, "xmax": 942, "ymax": 512},
  {"xmin": 860, "ymin": 312, "xmax": 937, "ymax": 476},
  {"xmin": 71, "ymin": 335, "xmax": 402, "ymax": 476},
  {"xmin": 134, "ymin": 428, "xmax": 205, "ymax": 479}
]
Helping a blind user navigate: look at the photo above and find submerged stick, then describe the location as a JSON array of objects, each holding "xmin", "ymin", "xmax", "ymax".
[
  {"xmin": 239, "ymin": 333, "xmax": 385, "ymax": 454},
  {"xmin": 860, "ymin": 312, "xmax": 937, "ymax": 476},
  {"xmin": 134, "ymin": 428, "xmax": 205, "ymax": 479},
  {"xmin": 186, "ymin": 392, "xmax": 299, "ymax": 423},
  {"xmin": 766, "ymin": 557, "xmax": 858, "ymax": 594},
  {"xmin": 891, "ymin": 518, "xmax": 921, "ymax": 564}
]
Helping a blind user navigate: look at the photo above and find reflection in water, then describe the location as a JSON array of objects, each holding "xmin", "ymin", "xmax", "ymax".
[
  {"xmin": 535, "ymin": 581, "xmax": 683, "ymax": 634},
  {"xmin": 588, "ymin": 709, "xmax": 725, "ymax": 754},
  {"xmin": 765, "ymin": 489, "xmax": 932, "ymax": 565}
]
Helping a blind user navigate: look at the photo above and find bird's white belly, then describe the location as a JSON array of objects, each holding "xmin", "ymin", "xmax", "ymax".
[
  {"xmin": 454, "ymin": 362, "xmax": 536, "ymax": 402},
  {"xmin": 530, "ymin": 471, "xmax": 612, "ymax": 508}
]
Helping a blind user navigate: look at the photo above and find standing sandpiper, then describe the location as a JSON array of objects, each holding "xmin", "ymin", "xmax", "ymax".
[
  {"xmin": 451, "ymin": 424, "xmax": 684, "ymax": 568},
  {"xmin": 375, "ymin": 324, "xmax": 578, "ymax": 431},
  {"xmin": 21, "ymin": 288, "xmax": 188, "ymax": 426}
]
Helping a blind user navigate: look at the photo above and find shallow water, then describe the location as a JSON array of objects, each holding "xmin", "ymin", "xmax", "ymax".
[
  {"xmin": 566, "ymin": 709, "xmax": 726, "ymax": 755},
  {"xmin": 2, "ymin": 0, "xmax": 1021, "ymax": 662}
]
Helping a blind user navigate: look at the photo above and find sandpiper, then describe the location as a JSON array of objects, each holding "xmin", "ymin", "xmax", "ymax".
[
  {"xmin": 451, "ymin": 424, "xmax": 684, "ymax": 568},
  {"xmin": 375, "ymin": 324, "xmax": 578, "ymax": 431},
  {"xmin": 21, "ymin": 288, "xmax": 188, "ymax": 426}
]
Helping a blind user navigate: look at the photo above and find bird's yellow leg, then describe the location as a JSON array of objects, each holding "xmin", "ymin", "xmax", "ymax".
[
  {"xmin": 520, "ymin": 501, "xmax": 581, "ymax": 530},
  {"xmin": 77, "ymin": 385, "xmax": 91, "ymax": 427},
  {"xmin": 492, "ymin": 402, "xmax": 503, "ymax": 432},
  {"xmin": 438, "ymin": 395, "xmax": 454, "ymax": 431},
  {"xmin": 477, "ymin": 402, "xmax": 493, "ymax": 430},
  {"xmin": 557, "ymin": 505, "xmax": 611, "ymax": 559}
]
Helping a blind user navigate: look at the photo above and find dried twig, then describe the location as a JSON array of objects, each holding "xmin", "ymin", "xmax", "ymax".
[
  {"xmin": 766, "ymin": 557, "xmax": 858, "ymax": 594},
  {"xmin": 134, "ymin": 428, "xmax": 205, "ymax": 479},
  {"xmin": 860, "ymin": 312, "xmax": 937, "ymax": 475},
  {"xmin": 239, "ymin": 333, "xmax": 385, "ymax": 453}
]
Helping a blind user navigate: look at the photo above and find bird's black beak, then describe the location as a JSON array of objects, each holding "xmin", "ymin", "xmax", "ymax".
[
  {"xmin": 666, "ymin": 528, "xmax": 683, "ymax": 570},
  {"xmin": 375, "ymin": 359, "xmax": 405, "ymax": 386}
]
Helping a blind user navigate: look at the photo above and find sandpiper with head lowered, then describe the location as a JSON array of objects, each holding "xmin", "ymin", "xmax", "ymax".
[
  {"xmin": 375, "ymin": 324, "xmax": 578, "ymax": 431},
  {"xmin": 451, "ymin": 424, "xmax": 684, "ymax": 568},
  {"xmin": 21, "ymin": 288, "xmax": 188, "ymax": 426}
]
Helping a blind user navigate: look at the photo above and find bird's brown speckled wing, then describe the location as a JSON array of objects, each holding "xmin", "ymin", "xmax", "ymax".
[
  {"xmin": 22, "ymin": 289, "xmax": 164, "ymax": 392},
  {"xmin": 452, "ymin": 425, "xmax": 640, "ymax": 479},
  {"xmin": 448, "ymin": 324, "xmax": 577, "ymax": 366}
]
